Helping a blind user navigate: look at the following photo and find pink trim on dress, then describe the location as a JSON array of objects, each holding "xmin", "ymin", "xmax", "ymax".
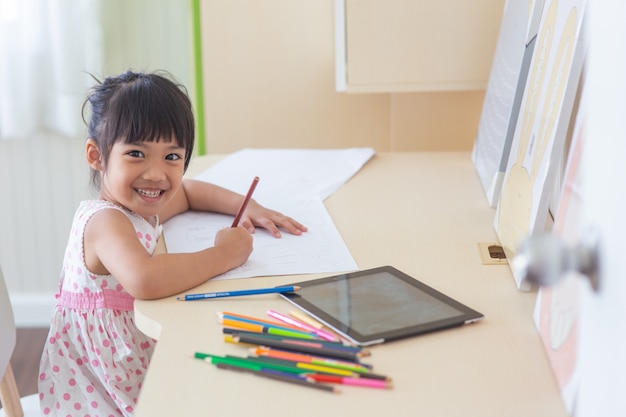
[{"xmin": 57, "ymin": 289, "xmax": 135, "ymax": 311}]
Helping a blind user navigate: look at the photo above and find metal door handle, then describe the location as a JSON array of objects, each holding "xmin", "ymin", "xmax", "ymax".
[{"xmin": 512, "ymin": 229, "xmax": 601, "ymax": 291}]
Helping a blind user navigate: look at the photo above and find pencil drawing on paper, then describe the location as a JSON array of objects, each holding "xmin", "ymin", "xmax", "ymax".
[{"xmin": 163, "ymin": 197, "xmax": 357, "ymax": 280}]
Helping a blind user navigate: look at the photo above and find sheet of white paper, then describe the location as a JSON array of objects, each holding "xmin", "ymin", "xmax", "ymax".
[
  {"xmin": 193, "ymin": 147, "xmax": 375, "ymax": 203},
  {"xmin": 163, "ymin": 197, "xmax": 358, "ymax": 280}
]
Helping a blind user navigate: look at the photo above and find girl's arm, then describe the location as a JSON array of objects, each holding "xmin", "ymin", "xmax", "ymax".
[
  {"xmin": 84, "ymin": 208, "xmax": 253, "ymax": 299},
  {"xmin": 160, "ymin": 179, "xmax": 307, "ymax": 237}
]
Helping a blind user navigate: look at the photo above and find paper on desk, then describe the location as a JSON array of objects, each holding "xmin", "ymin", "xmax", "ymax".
[
  {"xmin": 164, "ymin": 148, "xmax": 372, "ymax": 279},
  {"xmin": 193, "ymin": 147, "xmax": 375, "ymax": 203},
  {"xmin": 163, "ymin": 197, "xmax": 358, "ymax": 280}
]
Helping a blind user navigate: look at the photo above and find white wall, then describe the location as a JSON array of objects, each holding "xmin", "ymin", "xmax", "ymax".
[{"xmin": 0, "ymin": 134, "xmax": 91, "ymax": 326}]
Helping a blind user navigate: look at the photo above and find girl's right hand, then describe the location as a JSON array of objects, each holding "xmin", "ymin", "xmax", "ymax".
[{"xmin": 213, "ymin": 227, "xmax": 253, "ymax": 268}]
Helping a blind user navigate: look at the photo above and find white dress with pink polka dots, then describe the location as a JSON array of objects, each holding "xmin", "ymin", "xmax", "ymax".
[{"xmin": 39, "ymin": 200, "xmax": 160, "ymax": 417}]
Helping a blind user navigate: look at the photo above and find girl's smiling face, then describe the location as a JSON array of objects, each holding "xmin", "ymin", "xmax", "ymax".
[{"xmin": 88, "ymin": 137, "xmax": 186, "ymax": 220}]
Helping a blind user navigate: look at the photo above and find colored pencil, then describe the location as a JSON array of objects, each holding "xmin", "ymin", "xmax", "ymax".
[
  {"xmin": 267, "ymin": 309, "xmax": 338, "ymax": 342},
  {"xmin": 222, "ymin": 329, "xmax": 365, "ymax": 353},
  {"xmin": 197, "ymin": 352, "xmax": 304, "ymax": 374},
  {"xmin": 225, "ymin": 333, "xmax": 363, "ymax": 362},
  {"xmin": 307, "ymin": 374, "xmax": 393, "ymax": 389},
  {"xmin": 289, "ymin": 309, "xmax": 325, "ymax": 329},
  {"xmin": 250, "ymin": 346, "xmax": 373, "ymax": 372},
  {"xmin": 214, "ymin": 362, "xmax": 340, "ymax": 393},
  {"xmin": 221, "ymin": 318, "xmax": 317, "ymax": 339},
  {"xmin": 218, "ymin": 312, "xmax": 316, "ymax": 337},
  {"xmin": 198, "ymin": 352, "xmax": 360, "ymax": 382},
  {"xmin": 236, "ymin": 355, "xmax": 356, "ymax": 377},
  {"xmin": 231, "ymin": 176, "xmax": 259, "ymax": 227},
  {"xmin": 176, "ymin": 285, "xmax": 300, "ymax": 301},
  {"xmin": 220, "ymin": 311, "xmax": 304, "ymax": 331},
  {"xmin": 289, "ymin": 309, "xmax": 356, "ymax": 346},
  {"xmin": 245, "ymin": 352, "xmax": 389, "ymax": 381}
]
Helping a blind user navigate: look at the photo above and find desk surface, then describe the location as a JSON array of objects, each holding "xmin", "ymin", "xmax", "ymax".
[{"xmin": 134, "ymin": 152, "xmax": 566, "ymax": 417}]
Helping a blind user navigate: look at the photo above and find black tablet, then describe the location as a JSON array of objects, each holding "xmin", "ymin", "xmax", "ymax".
[{"xmin": 280, "ymin": 266, "xmax": 484, "ymax": 346}]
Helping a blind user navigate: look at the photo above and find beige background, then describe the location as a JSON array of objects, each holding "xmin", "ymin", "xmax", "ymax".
[{"xmin": 199, "ymin": 1, "xmax": 499, "ymax": 153}]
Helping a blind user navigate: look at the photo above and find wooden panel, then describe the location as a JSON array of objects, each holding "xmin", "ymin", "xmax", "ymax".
[{"xmin": 344, "ymin": 0, "xmax": 505, "ymax": 92}]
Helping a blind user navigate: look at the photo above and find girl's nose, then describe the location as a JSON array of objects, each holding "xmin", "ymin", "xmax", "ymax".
[{"xmin": 142, "ymin": 164, "xmax": 167, "ymax": 181}]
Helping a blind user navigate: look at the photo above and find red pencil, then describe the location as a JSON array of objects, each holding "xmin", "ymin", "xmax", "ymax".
[
  {"xmin": 307, "ymin": 374, "xmax": 393, "ymax": 389},
  {"xmin": 231, "ymin": 176, "xmax": 259, "ymax": 227}
]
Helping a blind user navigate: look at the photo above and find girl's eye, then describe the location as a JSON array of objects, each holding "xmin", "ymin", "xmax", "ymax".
[
  {"xmin": 128, "ymin": 150, "xmax": 144, "ymax": 158},
  {"xmin": 166, "ymin": 153, "xmax": 183, "ymax": 161}
]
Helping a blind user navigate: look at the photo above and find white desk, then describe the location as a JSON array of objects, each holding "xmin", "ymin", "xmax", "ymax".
[{"xmin": 134, "ymin": 152, "xmax": 567, "ymax": 417}]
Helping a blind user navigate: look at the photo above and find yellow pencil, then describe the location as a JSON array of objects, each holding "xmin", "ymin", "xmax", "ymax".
[{"xmin": 289, "ymin": 310, "xmax": 361, "ymax": 349}]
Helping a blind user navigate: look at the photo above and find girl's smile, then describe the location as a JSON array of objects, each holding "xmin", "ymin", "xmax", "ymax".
[{"xmin": 136, "ymin": 188, "xmax": 164, "ymax": 199}]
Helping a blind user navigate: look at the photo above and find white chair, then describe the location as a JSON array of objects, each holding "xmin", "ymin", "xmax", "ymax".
[{"xmin": 0, "ymin": 266, "xmax": 42, "ymax": 417}]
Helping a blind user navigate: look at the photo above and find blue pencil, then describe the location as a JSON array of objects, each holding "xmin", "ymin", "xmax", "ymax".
[{"xmin": 176, "ymin": 285, "xmax": 301, "ymax": 301}]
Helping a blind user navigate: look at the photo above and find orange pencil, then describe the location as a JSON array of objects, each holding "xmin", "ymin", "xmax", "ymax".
[
  {"xmin": 218, "ymin": 312, "xmax": 304, "ymax": 331},
  {"xmin": 221, "ymin": 318, "xmax": 316, "ymax": 339}
]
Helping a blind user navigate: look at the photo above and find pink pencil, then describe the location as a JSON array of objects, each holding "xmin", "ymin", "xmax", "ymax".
[{"xmin": 267, "ymin": 309, "xmax": 338, "ymax": 342}]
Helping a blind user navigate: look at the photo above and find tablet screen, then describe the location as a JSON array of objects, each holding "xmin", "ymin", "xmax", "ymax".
[{"xmin": 280, "ymin": 266, "xmax": 483, "ymax": 346}]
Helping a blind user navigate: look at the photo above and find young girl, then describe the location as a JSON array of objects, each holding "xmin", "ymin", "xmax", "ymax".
[{"xmin": 38, "ymin": 70, "xmax": 307, "ymax": 416}]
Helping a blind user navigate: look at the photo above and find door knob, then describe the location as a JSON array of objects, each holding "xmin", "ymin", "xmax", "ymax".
[{"xmin": 512, "ymin": 229, "xmax": 601, "ymax": 291}]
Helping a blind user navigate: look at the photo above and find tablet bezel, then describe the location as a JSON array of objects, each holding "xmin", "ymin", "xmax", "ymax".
[{"xmin": 279, "ymin": 265, "xmax": 484, "ymax": 346}]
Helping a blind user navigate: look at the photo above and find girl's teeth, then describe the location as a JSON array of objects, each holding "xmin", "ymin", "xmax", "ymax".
[{"xmin": 138, "ymin": 189, "xmax": 160, "ymax": 197}]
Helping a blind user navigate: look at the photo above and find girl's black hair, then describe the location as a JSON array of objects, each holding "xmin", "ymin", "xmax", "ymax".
[{"xmin": 82, "ymin": 70, "xmax": 195, "ymax": 189}]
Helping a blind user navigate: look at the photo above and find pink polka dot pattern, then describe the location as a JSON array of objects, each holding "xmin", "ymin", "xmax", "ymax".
[{"xmin": 38, "ymin": 200, "xmax": 159, "ymax": 416}]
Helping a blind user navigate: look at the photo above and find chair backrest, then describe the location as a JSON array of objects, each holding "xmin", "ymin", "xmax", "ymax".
[
  {"xmin": 0, "ymin": 265, "xmax": 17, "ymax": 383},
  {"xmin": 0, "ymin": 265, "xmax": 25, "ymax": 417}
]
